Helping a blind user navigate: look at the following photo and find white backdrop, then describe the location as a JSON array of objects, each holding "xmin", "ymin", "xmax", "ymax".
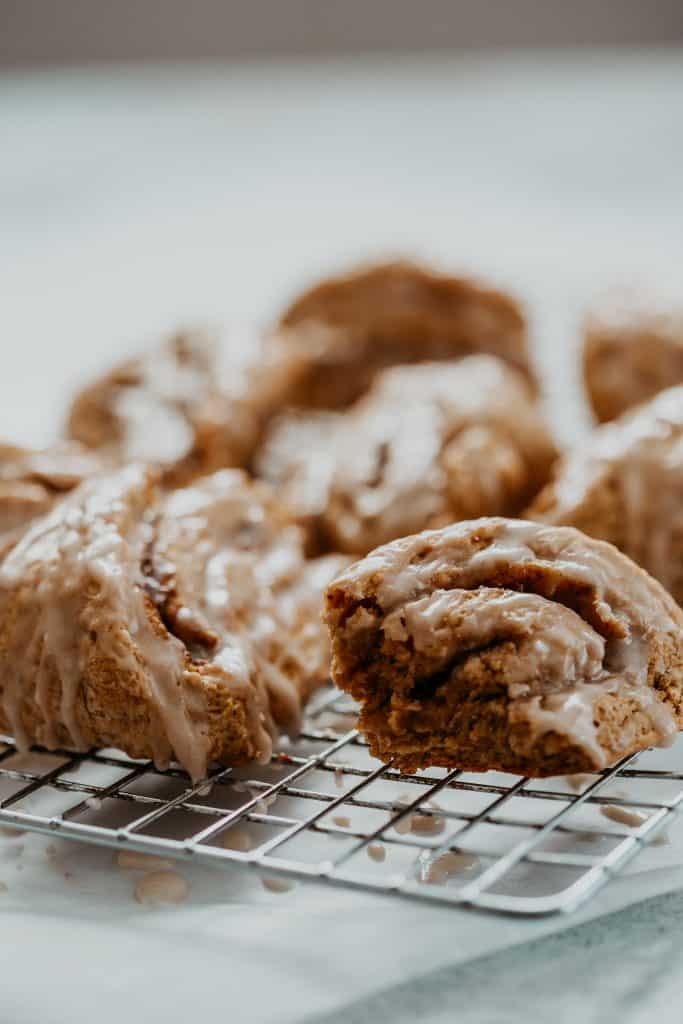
[{"xmin": 2, "ymin": 51, "xmax": 683, "ymax": 455}]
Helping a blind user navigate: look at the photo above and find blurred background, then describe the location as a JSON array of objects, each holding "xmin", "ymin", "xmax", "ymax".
[
  {"xmin": 3, "ymin": 0, "xmax": 683, "ymax": 63},
  {"xmin": 1, "ymin": 1, "xmax": 683, "ymax": 446}
]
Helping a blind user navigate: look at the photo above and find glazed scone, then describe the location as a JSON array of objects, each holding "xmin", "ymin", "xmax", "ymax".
[
  {"xmin": 0, "ymin": 441, "xmax": 106, "ymax": 554},
  {"xmin": 68, "ymin": 265, "xmax": 533, "ymax": 485},
  {"xmin": 66, "ymin": 327, "xmax": 335, "ymax": 487},
  {"xmin": 254, "ymin": 409, "xmax": 345, "ymax": 555},
  {"xmin": 325, "ymin": 518, "xmax": 683, "ymax": 776},
  {"xmin": 279, "ymin": 260, "xmax": 536, "ymax": 407},
  {"xmin": 584, "ymin": 288, "xmax": 683, "ymax": 422},
  {"xmin": 257, "ymin": 356, "xmax": 556, "ymax": 556},
  {"xmin": 528, "ymin": 386, "xmax": 683, "ymax": 606},
  {"xmin": 0, "ymin": 465, "xmax": 340, "ymax": 780}
]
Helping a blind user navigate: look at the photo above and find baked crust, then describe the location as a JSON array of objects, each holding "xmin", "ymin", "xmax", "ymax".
[
  {"xmin": 584, "ymin": 289, "xmax": 683, "ymax": 423},
  {"xmin": 0, "ymin": 465, "xmax": 341, "ymax": 780},
  {"xmin": 257, "ymin": 356, "xmax": 556, "ymax": 556},
  {"xmin": 280, "ymin": 259, "xmax": 535, "ymax": 405},
  {"xmin": 67, "ymin": 264, "xmax": 535, "ymax": 486},
  {"xmin": 529, "ymin": 386, "xmax": 683, "ymax": 606},
  {"xmin": 325, "ymin": 517, "xmax": 683, "ymax": 776},
  {"xmin": 66, "ymin": 329, "xmax": 316, "ymax": 487},
  {"xmin": 0, "ymin": 441, "xmax": 107, "ymax": 555}
]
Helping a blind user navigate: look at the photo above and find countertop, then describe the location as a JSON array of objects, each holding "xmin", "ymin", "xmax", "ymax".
[{"xmin": 1, "ymin": 49, "xmax": 683, "ymax": 1023}]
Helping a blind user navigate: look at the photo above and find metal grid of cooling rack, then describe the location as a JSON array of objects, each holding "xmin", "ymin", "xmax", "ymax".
[{"xmin": 0, "ymin": 684, "xmax": 681, "ymax": 916}]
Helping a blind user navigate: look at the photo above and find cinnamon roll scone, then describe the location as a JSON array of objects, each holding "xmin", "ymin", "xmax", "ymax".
[
  {"xmin": 68, "ymin": 265, "xmax": 535, "ymax": 486},
  {"xmin": 0, "ymin": 465, "xmax": 342, "ymax": 781},
  {"xmin": 0, "ymin": 441, "xmax": 106, "ymax": 555},
  {"xmin": 256, "ymin": 356, "xmax": 556, "ymax": 556},
  {"xmin": 529, "ymin": 387, "xmax": 683, "ymax": 606},
  {"xmin": 254, "ymin": 409, "xmax": 345, "ymax": 555},
  {"xmin": 280, "ymin": 260, "xmax": 536, "ymax": 405},
  {"xmin": 66, "ymin": 326, "xmax": 342, "ymax": 487},
  {"xmin": 325, "ymin": 518, "xmax": 683, "ymax": 776},
  {"xmin": 584, "ymin": 288, "xmax": 683, "ymax": 423}
]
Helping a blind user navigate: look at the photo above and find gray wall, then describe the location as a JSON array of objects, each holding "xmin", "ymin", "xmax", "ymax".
[{"xmin": 3, "ymin": 0, "xmax": 683, "ymax": 66}]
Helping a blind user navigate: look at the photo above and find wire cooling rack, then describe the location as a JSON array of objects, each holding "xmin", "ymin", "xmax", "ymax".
[{"xmin": 0, "ymin": 685, "xmax": 680, "ymax": 917}]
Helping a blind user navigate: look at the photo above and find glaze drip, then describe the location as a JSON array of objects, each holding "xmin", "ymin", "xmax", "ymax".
[
  {"xmin": 0, "ymin": 464, "xmax": 336, "ymax": 782},
  {"xmin": 327, "ymin": 516, "xmax": 683, "ymax": 771}
]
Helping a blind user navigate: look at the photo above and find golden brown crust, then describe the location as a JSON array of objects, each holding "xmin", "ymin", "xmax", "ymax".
[
  {"xmin": 256, "ymin": 357, "xmax": 556, "ymax": 556},
  {"xmin": 0, "ymin": 466, "xmax": 339, "ymax": 778},
  {"xmin": 325, "ymin": 518, "xmax": 683, "ymax": 777},
  {"xmin": 67, "ymin": 330, "xmax": 268, "ymax": 487},
  {"xmin": 583, "ymin": 290, "xmax": 683, "ymax": 423},
  {"xmin": 67, "ymin": 264, "xmax": 533, "ymax": 489},
  {"xmin": 280, "ymin": 260, "xmax": 536, "ymax": 404},
  {"xmin": 528, "ymin": 386, "xmax": 683, "ymax": 607},
  {"xmin": 0, "ymin": 441, "xmax": 107, "ymax": 556},
  {"xmin": 0, "ymin": 591, "xmax": 255, "ymax": 767}
]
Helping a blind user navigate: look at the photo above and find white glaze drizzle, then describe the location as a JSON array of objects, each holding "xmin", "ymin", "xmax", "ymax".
[
  {"xmin": 537, "ymin": 387, "xmax": 683, "ymax": 598},
  {"xmin": 0, "ymin": 466, "xmax": 206, "ymax": 778},
  {"xmin": 324, "ymin": 356, "xmax": 553, "ymax": 553},
  {"xmin": 151, "ymin": 470, "xmax": 339, "ymax": 765},
  {"xmin": 331, "ymin": 517, "xmax": 681, "ymax": 767}
]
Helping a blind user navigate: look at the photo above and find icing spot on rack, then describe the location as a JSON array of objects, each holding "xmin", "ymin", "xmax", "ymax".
[
  {"xmin": 261, "ymin": 877, "xmax": 295, "ymax": 894},
  {"xmin": 600, "ymin": 805, "xmax": 649, "ymax": 828},
  {"xmin": 419, "ymin": 851, "xmax": 480, "ymax": 885},
  {"xmin": 116, "ymin": 850, "xmax": 174, "ymax": 871},
  {"xmin": 222, "ymin": 827, "xmax": 253, "ymax": 852},
  {"xmin": 134, "ymin": 869, "xmax": 190, "ymax": 905}
]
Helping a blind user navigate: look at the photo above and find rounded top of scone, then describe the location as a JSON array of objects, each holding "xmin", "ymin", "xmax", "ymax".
[
  {"xmin": 325, "ymin": 516, "xmax": 683, "ymax": 774},
  {"xmin": 282, "ymin": 258, "xmax": 525, "ymax": 333},
  {"xmin": 326, "ymin": 516, "xmax": 683, "ymax": 640},
  {"xmin": 585, "ymin": 285, "xmax": 683, "ymax": 344},
  {"xmin": 533, "ymin": 386, "xmax": 683, "ymax": 518},
  {"xmin": 280, "ymin": 259, "xmax": 534, "ymax": 385}
]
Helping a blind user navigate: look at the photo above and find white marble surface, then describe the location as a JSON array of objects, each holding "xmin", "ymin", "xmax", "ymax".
[
  {"xmin": 2, "ymin": 50, "xmax": 683, "ymax": 1023},
  {"xmin": 310, "ymin": 887, "xmax": 683, "ymax": 1024}
]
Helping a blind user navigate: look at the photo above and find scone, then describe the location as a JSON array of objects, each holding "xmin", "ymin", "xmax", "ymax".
[
  {"xmin": 67, "ymin": 265, "xmax": 534, "ymax": 486},
  {"xmin": 0, "ymin": 441, "xmax": 106, "ymax": 554},
  {"xmin": 0, "ymin": 465, "xmax": 341, "ymax": 780},
  {"xmin": 528, "ymin": 387, "xmax": 683, "ymax": 606},
  {"xmin": 253, "ymin": 409, "xmax": 344, "ymax": 555},
  {"xmin": 66, "ymin": 327, "xmax": 334, "ymax": 487},
  {"xmin": 584, "ymin": 288, "xmax": 683, "ymax": 422},
  {"xmin": 280, "ymin": 259, "xmax": 536, "ymax": 406},
  {"xmin": 256, "ymin": 356, "xmax": 556, "ymax": 556},
  {"xmin": 325, "ymin": 518, "xmax": 683, "ymax": 776}
]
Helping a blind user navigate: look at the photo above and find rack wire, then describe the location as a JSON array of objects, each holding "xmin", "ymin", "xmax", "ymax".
[{"xmin": 0, "ymin": 684, "xmax": 680, "ymax": 916}]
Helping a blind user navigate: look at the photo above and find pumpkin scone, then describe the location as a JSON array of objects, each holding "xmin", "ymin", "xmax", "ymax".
[
  {"xmin": 256, "ymin": 356, "xmax": 556, "ymax": 556},
  {"xmin": 584, "ymin": 287, "xmax": 683, "ymax": 423},
  {"xmin": 67, "ymin": 264, "xmax": 535, "ymax": 486},
  {"xmin": 529, "ymin": 386, "xmax": 683, "ymax": 606},
  {"xmin": 279, "ymin": 259, "xmax": 536, "ymax": 406},
  {"xmin": 254, "ymin": 408, "xmax": 345, "ymax": 555},
  {"xmin": 0, "ymin": 465, "xmax": 340, "ymax": 780},
  {"xmin": 325, "ymin": 518, "xmax": 683, "ymax": 777},
  {"xmin": 0, "ymin": 441, "xmax": 106, "ymax": 555},
  {"xmin": 66, "ymin": 327, "xmax": 339, "ymax": 487}
]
